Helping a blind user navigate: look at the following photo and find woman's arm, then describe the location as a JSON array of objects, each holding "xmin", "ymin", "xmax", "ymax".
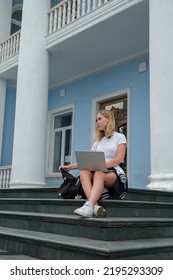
[
  {"xmin": 59, "ymin": 162, "xmax": 78, "ymax": 172},
  {"xmin": 106, "ymin": 143, "xmax": 126, "ymax": 168}
]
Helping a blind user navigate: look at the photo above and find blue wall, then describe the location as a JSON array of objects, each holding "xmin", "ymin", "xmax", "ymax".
[
  {"xmin": 51, "ymin": 0, "xmax": 61, "ymax": 7},
  {"xmin": 48, "ymin": 55, "xmax": 150, "ymax": 188},
  {"xmin": 1, "ymin": 88, "xmax": 16, "ymax": 166}
]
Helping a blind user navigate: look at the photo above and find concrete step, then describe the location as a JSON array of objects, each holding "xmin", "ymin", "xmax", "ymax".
[
  {"xmin": 127, "ymin": 188, "xmax": 173, "ymax": 203},
  {"xmin": 0, "ymin": 226, "xmax": 173, "ymax": 259},
  {"xmin": 0, "ymin": 198, "xmax": 173, "ymax": 217},
  {"xmin": 0, "ymin": 211, "xmax": 173, "ymax": 241},
  {"xmin": 0, "ymin": 187, "xmax": 60, "ymax": 199},
  {"xmin": 0, "ymin": 249, "xmax": 39, "ymax": 260},
  {"xmin": 1, "ymin": 187, "xmax": 173, "ymax": 202},
  {"xmin": 0, "ymin": 187, "xmax": 173, "ymax": 259}
]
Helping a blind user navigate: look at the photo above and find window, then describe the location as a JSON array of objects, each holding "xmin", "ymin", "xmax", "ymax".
[
  {"xmin": 10, "ymin": 5, "xmax": 23, "ymax": 35},
  {"xmin": 52, "ymin": 111, "xmax": 73, "ymax": 173}
]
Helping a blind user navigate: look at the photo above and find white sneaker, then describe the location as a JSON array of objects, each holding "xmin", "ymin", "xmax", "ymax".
[
  {"xmin": 74, "ymin": 201, "xmax": 94, "ymax": 217},
  {"xmin": 94, "ymin": 205, "xmax": 106, "ymax": 217}
]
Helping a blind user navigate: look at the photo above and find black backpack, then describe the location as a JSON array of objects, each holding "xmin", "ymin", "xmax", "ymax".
[{"xmin": 58, "ymin": 168, "xmax": 86, "ymax": 199}]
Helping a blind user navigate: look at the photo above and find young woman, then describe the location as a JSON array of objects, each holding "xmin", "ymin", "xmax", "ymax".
[{"xmin": 60, "ymin": 110, "xmax": 127, "ymax": 217}]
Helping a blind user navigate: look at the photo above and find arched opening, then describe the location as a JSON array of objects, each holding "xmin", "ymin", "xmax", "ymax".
[{"xmin": 10, "ymin": 4, "xmax": 23, "ymax": 35}]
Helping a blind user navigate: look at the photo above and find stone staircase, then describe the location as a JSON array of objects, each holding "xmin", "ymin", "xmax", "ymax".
[{"xmin": 0, "ymin": 187, "xmax": 173, "ymax": 259}]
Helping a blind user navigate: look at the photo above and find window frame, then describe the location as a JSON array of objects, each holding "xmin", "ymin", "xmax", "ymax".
[{"xmin": 46, "ymin": 104, "xmax": 75, "ymax": 177}]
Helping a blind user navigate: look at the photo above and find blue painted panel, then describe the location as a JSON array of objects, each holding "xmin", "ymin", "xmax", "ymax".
[
  {"xmin": 12, "ymin": 0, "xmax": 23, "ymax": 5},
  {"xmin": 51, "ymin": 0, "xmax": 61, "ymax": 8},
  {"xmin": 1, "ymin": 88, "xmax": 16, "ymax": 166},
  {"xmin": 48, "ymin": 55, "xmax": 150, "ymax": 189}
]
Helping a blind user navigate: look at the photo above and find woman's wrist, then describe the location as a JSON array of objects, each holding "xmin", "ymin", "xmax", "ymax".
[{"xmin": 68, "ymin": 163, "xmax": 77, "ymax": 170}]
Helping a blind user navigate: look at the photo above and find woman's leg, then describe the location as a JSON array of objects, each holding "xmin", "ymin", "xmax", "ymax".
[
  {"xmin": 74, "ymin": 171, "xmax": 116, "ymax": 217},
  {"xmin": 80, "ymin": 170, "xmax": 93, "ymax": 199},
  {"xmin": 89, "ymin": 171, "xmax": 117, "ymax": 206}
]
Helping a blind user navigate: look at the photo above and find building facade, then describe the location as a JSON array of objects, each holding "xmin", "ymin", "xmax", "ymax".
[{"xmin": 0, "ymin": 0, "xmax": 173, "ymax": 192}]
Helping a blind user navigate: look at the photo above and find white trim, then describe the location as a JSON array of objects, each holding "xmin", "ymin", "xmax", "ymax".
[
  {"xmin": 12, "ymin": 3, "xmax": 23, "ymax": 14},
  {"xmin": 9, "ymin": 181, "xmax": 46, "ymax": 189},
  {"xmin": 11, "ymin": 18, "xmax": 21, "ymax": 27},
  {"xmin": 46, "ymin": 103, "xmax": 75, "ymax": 176},
  {"xmin": 91, "ymin": 87, "xmax": 131, "ymax": 179},
  {"xmin": 147, "ymin": 174, "xmax": 173, "ymax": 192},
  {"xmin": 0, "ymin": 54, "xmax": 19, "ymax": 75}
]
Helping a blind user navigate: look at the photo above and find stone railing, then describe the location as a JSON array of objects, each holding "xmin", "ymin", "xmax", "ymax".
[
  {"xmin": 0, "ymin": 30, "xmax": 21, "ymax": 63},
  {"xmin": 0, "ymin": 166, "xmax": 11, "ymax": 188},
  {"xmin": 48, "ymin": 0, "xmax": 110, "ymax": 34}
]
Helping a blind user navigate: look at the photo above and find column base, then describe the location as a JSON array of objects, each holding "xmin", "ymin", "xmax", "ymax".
[
  {"xmin": 9, "ymin": 181, "xmax": 47, "ymax": 189},
  {"xmin": 147, "ymin": 173, "xmax": 173, "ymax": 192}
]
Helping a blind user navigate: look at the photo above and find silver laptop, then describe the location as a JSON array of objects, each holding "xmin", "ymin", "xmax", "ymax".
[{"xmin": 75, "ymin": 151, "xmax": 109, "ymax": 172}]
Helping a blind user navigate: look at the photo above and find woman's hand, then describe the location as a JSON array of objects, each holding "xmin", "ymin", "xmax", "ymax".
[
  {"xmin": 59, "ymin": 165, "xmax": 70, "ymax": 172},
  {"xmin": 59, "ymin": 163, "xmax": 78, "ymax": 172}
]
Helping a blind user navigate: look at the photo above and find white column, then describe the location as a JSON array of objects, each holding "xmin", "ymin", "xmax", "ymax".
[
  {"xmin": 10, "ymin": 0, "xmax": 51, "ymax": 188},
  {"xmin": 147, "ymin": 0, "xmax": 173, "ymax": 191},
  {"xmin": 0, "ymin": 0, "xmax": 12, "ymax": 164},
  {"xmin": 0, "ymin": 0, "xmax": 12, "ymax": 42}
]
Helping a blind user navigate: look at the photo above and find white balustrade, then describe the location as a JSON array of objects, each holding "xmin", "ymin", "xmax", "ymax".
[
  {"xmin": 0, "ymin": 166, "xmax": 11, "ymax": 188},
  {"xmin": 0, "ymin": 30, "xmax": 21, "ymax": 63},
  {"xmin": 48, "ymin": 0, "xmax": 110, "ymax": 34}
]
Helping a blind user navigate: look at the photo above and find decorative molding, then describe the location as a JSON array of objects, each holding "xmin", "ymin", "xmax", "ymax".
[
  {"xmin": 9, "ymin": 181, "xmax": 47, "ymax": 189},
  {"xmin": 111, "ymin": 107, "xmax": 127, "ymax": 128},
  {"xmin": 0, "ymin": 54, "xmax": 18, "ymax": 75},
  {"xmin": 147, "ymin": 183, "xmax": 173, "ymax": 192}
]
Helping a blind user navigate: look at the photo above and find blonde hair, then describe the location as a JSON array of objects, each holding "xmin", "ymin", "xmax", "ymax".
[{"xmin": 94, "ymin": 110, "xmax": 116, "ymax": 141}]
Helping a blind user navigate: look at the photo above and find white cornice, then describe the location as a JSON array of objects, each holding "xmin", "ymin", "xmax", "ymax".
[
  {"xmin": 45, "ymin": 0, "xmax": 144, "ymax": 49},
  {"xmin": 0, "ymin": 55, "xmax": 18, "ymax": 75}
]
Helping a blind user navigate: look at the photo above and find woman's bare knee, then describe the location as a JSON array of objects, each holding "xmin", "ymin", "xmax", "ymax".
[
  {"xmin": 93, "ymin": 171, "xmax": 104, "ymax": 179},
  {"xmin": 93, "ymin": 171, "xmax": 116, "ymax": 187},
  {"xmin": 80, "ymin": 170, "xmax": 92, "ymax": 179}
]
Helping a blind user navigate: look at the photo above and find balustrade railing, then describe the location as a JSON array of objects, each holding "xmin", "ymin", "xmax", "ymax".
[
  {"xmin": 0, "ymin": 30, "xmax": 20, "ymax": 63},
  {"xmin": 0, "ymin": 0, "xmax": 110, "ymax": 64},
  {"xmin": 48, "ymin": 0, "xmax": 110, "ymax": 34},
  {"xmin": 0, "ymin": 166, "xmax": 11, "ymax": 188}
]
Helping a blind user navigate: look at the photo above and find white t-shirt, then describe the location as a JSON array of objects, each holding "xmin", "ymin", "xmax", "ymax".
[{"xmin": 92, "ymin": 132, "xmax": 126, "ymax": 162}]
